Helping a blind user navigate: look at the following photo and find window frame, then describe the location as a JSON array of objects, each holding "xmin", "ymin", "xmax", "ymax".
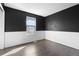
[{"xmin": 26, "ymin": 16, "xmax": 36, "ymax": 32}]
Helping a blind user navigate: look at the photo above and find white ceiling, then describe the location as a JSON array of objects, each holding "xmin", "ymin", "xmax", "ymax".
[{"xmin": 4, "ymin": 3, "xmax": 78, "ymax": 17}]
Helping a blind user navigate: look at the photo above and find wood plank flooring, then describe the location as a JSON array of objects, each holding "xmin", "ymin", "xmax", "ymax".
[{"xmin": 0, "ymin": 39, "xmax": 79, "ymax": 56}]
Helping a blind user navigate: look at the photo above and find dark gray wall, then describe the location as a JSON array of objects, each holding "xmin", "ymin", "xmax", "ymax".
[
  {"xmin": 3, "ymin": 6, "xmax": 45, "ymax": 32},
  {"xmin": 46, "ymin": 4, "xmax": 79, "ymax": 32}
]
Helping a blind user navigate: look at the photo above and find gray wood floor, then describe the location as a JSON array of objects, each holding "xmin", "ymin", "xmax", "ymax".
[{"xmin": 0, "ymin": 39, "xmax": 79, "ymax": 56}]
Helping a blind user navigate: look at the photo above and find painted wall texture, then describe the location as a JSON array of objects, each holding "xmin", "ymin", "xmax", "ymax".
[
  {"xmin": 46, "ymin": 4, "xmax": 79, "ymax": 32},
  {"xmin": 3, "ymin": 6, "xmax": 45, "ymax": 32}
]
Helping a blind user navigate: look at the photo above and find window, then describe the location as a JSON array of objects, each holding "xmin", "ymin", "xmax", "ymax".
[{"xmin": 26, "ymin": 16, "xmax": 36, "ymax": 32}]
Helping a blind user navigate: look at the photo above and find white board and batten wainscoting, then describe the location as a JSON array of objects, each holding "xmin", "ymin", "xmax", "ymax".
[
  {"xmin": 4, "ymin": 31, "xmax": 79, "ymax": 50},
  {"xmin": 5, "ymin": 31, "xmax": 45, "ymax": 48},
  {"xmin": 46, "ymin": 31, "xmax": 79, "ymax": 50}
]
